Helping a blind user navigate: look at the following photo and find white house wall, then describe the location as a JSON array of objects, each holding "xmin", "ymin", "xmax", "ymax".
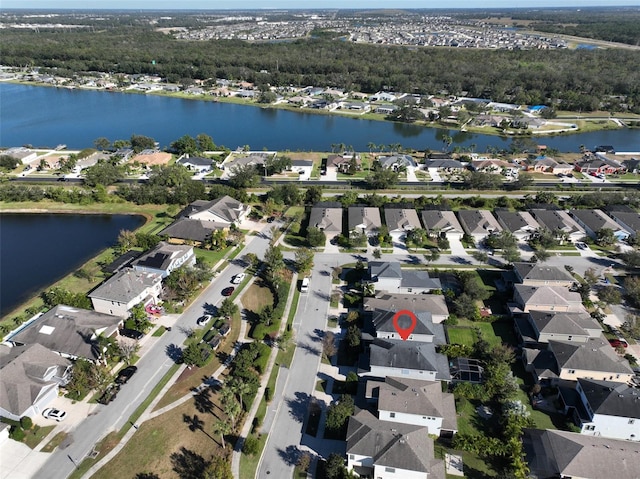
[
  {"xmin": 378, "ymin": 409, "xmax": 444, "ymax": 434},
  {"xmin": 582, "ymin": 414, "xmax": 640, "ymax": 442},
  {"xmin": 372, "ymin": 464, "xmax": 428, "ymax": 479},
  {"xmin": 377, "ymin": 332, "xmax": 434, "ymax": 342},
  {"xmin": 368, "ymin": 365, "xmax": 438, "ymax": 382}
]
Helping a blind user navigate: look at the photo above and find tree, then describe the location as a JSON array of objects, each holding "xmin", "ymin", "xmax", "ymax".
[
  {"xmin": 182, "ymin": 342, "xmax": 205, "ymax": 367},
  {"xmin": 339, "ymin": 190, "xmax": 359, "ymax": 208},
  {"xmin": 196, "ymin": 133, "xmax": 216, "ymax": 152},
  {"xmin": 373, "ymin": 248, "xmax": 382, "ymax": 259},
  {"xmin": 597, "ymin": 285, "xmax": 622, "ymax": 305},
  {"xmin": 531, "ymin": 248, "xmax": 551, "ymax": 262},
  {"xmin": 295, "ymin": 247, "xmax": 314, "ymax": 273},
  {"xmin": 66, "ymin": 359, "xmax": 110, "ymax": 399},
  {"xmin": 346, "ymin": 324, "xmax": 361, "ymax": 349},
  {"xmin": 502, "ymin": 246, "xmax": 522, "ymax": 264},
  {"xmin": 596, "ymin": 228, "xmax": 616, "ymax": 246},
  {"xmin": 366, "ymin": 168, "xmax": 398, "ymax": 189},
  {"xmin": 93, "ymin": 137, "xmax": 111, "ymax": 151},
  {"xmin": 624, "ymin": 276, "xmax": 640, "ymax": 308},
  {"xmin": 118, "ymin": 339, "xmax": 140, "ymax": 364},
  {"xmin": 203, "ymin": 456, "xmax": 233, "ymax": 479},
  {"xmin": 322, "ymin": 331, "xmax": 337, "ymax": 359},
  {"xmin": 130, "ymin": 134, "xmax": 156, "ymax": 153},
  {"xmin": 583, "ymin": 267, "xmax": 600, "ymax": 289},
  {"xmin": 326, "ymin": 395, "xmax": 355, "ymax": 432},
  {"xmin": 219, "ymin": 298, "xmax": 239, "ymax": 319},
  {"xmin": 325, "ymin": 453, "xmax": 346, "ymax": 479},
  {"xmin": 170, "ymin": 134, "xmax": 199, "ymax": 155},
  {"xmin": 304, "ymin": 185, "xmax": 323, "ymax": 205},
  {"xmin": 242, "ymin": 434, "xmax": 260, "ymax": 454},
  {"xmin": 84, "ymin": 160, "xmax": 123, "ymax": 186},
  {"xmin": 297, "ymin": 451, "xmax": 312, "ymax": 473},
  {"xmin": 464, "ymin": 171, "xmax": 502, "ymax": 190},
  {"xmin": 424, "ymin": 249, "xmax": 441, "ymax": 263},
  {"xmin": 622, "ymin": 314, "xmax": 640, "ymax": 340},
  {"xmin": 621, "ymin": 250, "xmax": 640, "ymax": 269},
  {"xmin": 213, "ymin": 420, "xmax": 231, "ymax": 449},
  {"xmin": 306, "ymin": 227, "xmax": 326, "ymax": 248},
  {"xmin": 221, "ymin": 389, "xmax": 241, "ymax": 427},
  {"xmin": 228, "ymin": 376, "xmax": 253, "ymax": 411},
  {"xmin": 0, "ymin": 155, "xmax": 20, "ymax": 170},
  {"xmin": 229, "ymin": 164, "xmax": 259, "ymax": 188},
  {"xmin": 263, "ymin": 244, "xmax": 285, "ymax": 283}
]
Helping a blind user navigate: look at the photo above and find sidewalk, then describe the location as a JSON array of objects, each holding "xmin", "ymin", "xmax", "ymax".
[{"xmin": 231, "ymin": 272, "xmax": 298, "ymax": 479}]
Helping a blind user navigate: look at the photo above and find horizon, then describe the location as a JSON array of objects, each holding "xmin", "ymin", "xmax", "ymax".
[{"xmin": 3, "ymin": 1, "xmax": 639, "ymax": 10}]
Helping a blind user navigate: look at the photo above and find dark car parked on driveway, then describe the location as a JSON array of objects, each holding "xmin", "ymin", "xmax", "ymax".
[{"xmin": 115, "ymin": 365, "xmax": 138, "ymax": 385}]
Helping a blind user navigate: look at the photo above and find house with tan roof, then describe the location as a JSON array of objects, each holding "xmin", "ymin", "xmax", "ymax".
[
  {"xmin": 420, "ymin": 210, "xmax": 464, "ymax": 241},
  {"xmin": 365, "ymin": 376, "xmax": 457, "ymax": 436},
  {"xmin": 364, "ymin": 293, "xmax": 449, "ymax": 324},
  {"xmin": 308, "ymin": 202, "xmax": 343, "ymax": 234},
  {"xmin": 0, "ymin": 344, "xmax": 71, "ymax": 421},
  {"xmin": 348, "ymin": 206, "xmax": 382, "ymax": 237}
]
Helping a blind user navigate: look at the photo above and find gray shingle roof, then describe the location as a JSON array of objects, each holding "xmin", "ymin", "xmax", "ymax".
[
  {"xmin": 88, "ymin": 268, "xmax": 162, "ymax": 303},
  {"xmin": 570, "ymin": 209, "xmax": 626, "ymax": 234},
  {"xmin": 514, "ymin": 284, "xmax": 582, "ymax": 308},
  {"xmin": 457, "ymin": 210, "xmax": 502, "ymax": 235},
  {"xmin": 309, "ymin": 204, "xmax": 343, "ymax": 233},
  {"xmin": 0, "ymin": 344, "xmax": 70, "ymax": 416},
  {"xmin": 369, "ymin": 261, "xmax": 402, "ymax": 280},
  {"xmin": 364, "ymin": 293, "xmax": 449, "ymax": 318},
  {"xmin": 494, "ymin": 210, "xmax": 540, "ymax": 233},
  {"xmin": 371, "ymin": 310, "xmax": 446, "ymax": 341},
  {"xmin": 401, "ymin": 270, "xmax": 442, "ymax": 290},
  {"xmin": 158, "ymin": 218, "xmax": 219, "ymax": 242},
  {"xmin": 132, "ymin": 242, "xmax": 192, "ymax": 271},
  {"xmin": 528, "ymin": 310, "xmax": 602, "ymax": 338},
  {"xmin": 346, "ymin": 409, "xmax": 445, "ymax": 475},
  {"xmin": 383, "ymin": 208, "xmax": 422, "ymax": 232},
  {"xmin": 523, "ymin": 428, "xmax": 640, "ymax": 479},
  {"xmin": 513, "ymin": 262, "xmax": 576, "ymax": 284},
  {"xmin": 529, "ymin": 209, "xmax": 584, "ymax": 235},
  {"xmin": 550, "ymin": 338, "xmax": 634, "ymax": 375},
  {"xmin": 369, "ymin": 339, "xmax": 451, "ymax": 380},
  {"xmin": 577, "ymin": 378, "xmax": 640, "ymax": 419},
  {"xmin": 9, "ymin": 305, "xmax": 122, "ymax": 361},
  {"xmin": 188, "ymin": 195, "xmax": 247, "ymax": 224},
  {"xmin": 176, "ymin": 156, "xmax": 214, "ymax": 167},
  {"xmin": 420, "ymin": 210, "xmax": 463, "ymax": 235},
  {"xmin": 348, "ymin": 206, "xmax": 382, "ymax": 233}
]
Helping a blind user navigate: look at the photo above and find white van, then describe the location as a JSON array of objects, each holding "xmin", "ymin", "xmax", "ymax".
[{"xmin": 301, "ymin": 277, "xmax": 310, "ymax": 293}]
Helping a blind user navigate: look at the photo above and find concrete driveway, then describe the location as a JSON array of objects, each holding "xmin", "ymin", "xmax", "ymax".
[{"xmin": 0, "ymin": 439, "xmax": 50, "ymax": 479}]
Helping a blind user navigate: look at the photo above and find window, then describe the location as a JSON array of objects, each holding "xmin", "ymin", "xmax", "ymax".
[
  {"xmin": 389, "ymin": 412, "xmax": 396, "ymax": 418},
  {"xmin": 568, "ymin": 369, "xmax": 576, "ymax": 374},
  {"xmin": 349, "ymin": 455, "xmax": 354, "ymax": 460},
  {"xmin": 629, "ymin": 419, "xmax": 635, "ymax": 425},
  {"xmin": 385, "ymin": 467, "xmax": 396, "ymax": 473},
  {"xmin": 585, "ymin": 425, "xmax": 596, "ymax": 431}
]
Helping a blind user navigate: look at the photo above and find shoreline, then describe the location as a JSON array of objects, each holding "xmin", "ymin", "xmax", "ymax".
[{"xmin": 3, "ymin": 79, "xmax": 634, "ymax": 143}]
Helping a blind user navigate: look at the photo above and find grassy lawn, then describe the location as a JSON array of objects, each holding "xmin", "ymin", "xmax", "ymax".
[
  {"xmin": 194, "ymin": 245, "xmax": 234, "ymax": 267},
  {"xmin": 446, "ymin": 319, "xmax": 507, "ymax": 347},
  {"xmin": 447, "ymin": 328, "xmax": 476, "ymax": 346},
  {"xmin": 41, "ymin": 431, "xmax": 69, "ymax": 453},
  {"xmin": 241, "ymin": 282, "xmax": 275, "ymax": 314},
  {"xmin": 22, "ymin": 425, "xmax": 56, "ymax": 449},
  {"xmin": 239, "ymin": 433, "xmax": 267, "ymax": 479}
]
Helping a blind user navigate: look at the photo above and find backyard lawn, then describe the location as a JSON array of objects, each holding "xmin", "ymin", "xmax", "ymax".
[{"xmin": 446, "ymin": 319, "xmax": 511, "ymax": 348}]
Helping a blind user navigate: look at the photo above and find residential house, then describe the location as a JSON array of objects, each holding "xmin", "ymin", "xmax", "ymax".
[
  {"xmin": 370, "ymin": 91, "xmax": 398, "ymax": 102},
  {"xmin": 420, "ymin": 210, "xmax": 464, "ymax": 242},
  {"xmin": 529, "ymin": 209, "xmax": 585, "ymax": 244},
  {"xmin": 529, "ymin": 156, "xmax": 573, "ymax": 175},
  {"xmin": 560, "ymin": 378, "xmax": 640, "ymax": 442},
  {"xmin": 88, "ymin": 268, "xmax": 163, "ymax": 317},
  {"xmin": 377, "ymin": 155, "xmax": 416, "ymax": 171},
  {"xmin": 290, "ymin": 159, "xmax": 313, "ymax": 181},
  {"xmin": 604, "ymin": 205, "xmax": 640, "ymax": 239},
  {"xmin": 569, "ymin": 209, "xmax": 630, "ymax": 241},
  {"xmin": 384, "ymin": 207, "xmax": 422, "ymax": 245},
  {"xmin": 456, "ymin": 209, "xmax": 502, "ymax": 243},
  {"xmin": 181, "ymin": 196, "xmax": 250, "ymax": 226},
  {"xmin": 8, "ymin": 305, "xmax": 122, "ymax": 362},
  {"xmin": 176, "ymin": 156, "xmax": 216, "ymax": 173},
  {"xmin": 348, "ymin": 206, "xmax": 382, "ymax": 237},
  {"xmin": 369, "ymin": 309, "xmax": 446, "ymax": 343},
  {"xmin": 511, "ymin": 285, "xmax": 583, "ymax": 314},
  {"xmin": 622, "ymin": 158, "xmax": 640, "ymax": 173},
  {"xmin": 365, "ymin": 376, "xmax": 457, "ymax": 436},
  {"xmin": 327, "ymin": 154, "xmax": 361, "ymax": 173},
  {"xmin": 364, "ymin": 338, "xmax": 451, "ymax": 382},
  {"xmin": 523, "ymin": 337, "xmax": 635, "ymax": 385},
  {"xmin": 364, "ymin": 293, "xmax": 449, "ymax": 324},
  {"xmin": 132, "ymin": 242, "xmax": 195, "ymax": 278},
  {"xmin": 514, "ymin": 310, "xmax": 602, "ymax": 347},
  {"xmin": 512, "ymin": 262, "xmax": 576, "ymax": 287},
  {"xmin": 424, "ymin": 159, "xmax": 466, "ymax": 173},
  {"xmin": 346, "ymin": 409, "xmax": 446, "ymax": 479},
  {"xmin": 374, "ymin": 105, "xmax": 398, "ymax": 115},
  {"xmin": 522, "ymin": 428, "xmax": 640, "ymax": 479},
  {"xmin": 308, "ymin": 202, "xmax": 343, "ymax": 235},
  {"xmin": 0, "ymin": 344, "xmax": 71, "ymax": 421},
  {"xmin": 368, "ymin": 261, "xmax": 442, "ymax": 294},
  {"xmin": 494, "ymin": 209, "xmax": 540, "ymax": 242},
  {"xmin": 4, "ymin": 147, "xmax": 38, "ymax": 164},
  {"xmin": 470, "ymin": 159, "xmax": 519, "ymax": 175},
  {"xmin": 224, "ymin": 152, "xmax": 271, "ymax": 172},
  {"xmin": 113, "ymin": 148, "xmax": 135, "ymax": 162},
  {"xmin": 575, "ymin": 153, "xmax": 626, "ymax": 174}
]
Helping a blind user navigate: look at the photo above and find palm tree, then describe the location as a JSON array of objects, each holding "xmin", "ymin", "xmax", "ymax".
[
  {"xmin": 213, "ymin": 420, "xmax": 231, "ymax": 449},
  {"xmin": 367, "ymin": 142, "xmax": 376, "ymax": 155},
  {"xmin": 228, "ymin": 377, "xmax": 252, "ymax": 411}
]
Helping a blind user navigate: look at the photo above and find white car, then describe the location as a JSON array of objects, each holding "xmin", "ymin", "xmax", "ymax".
[
  {"xmin": 197, "ymin": 314, "xmax": 212, "ymax": 326},
  {"xmin": 232, "ymin": 273, "xmax": 246, "ymax": 284},
  {"xmin": 42, "ymin": 408, "xmax": 67, "ymax": 422}
]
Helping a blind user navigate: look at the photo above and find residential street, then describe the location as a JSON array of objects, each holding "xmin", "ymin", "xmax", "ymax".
[{"xmin": 31, "ymin": 223, "xmax": 276, "ymax": 479}]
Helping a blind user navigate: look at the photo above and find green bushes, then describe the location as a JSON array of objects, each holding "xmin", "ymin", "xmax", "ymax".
[
  {"xmin": 20, "ymin": 416, "xmax": 33, "ymax": 430},
  {"xmin": 252, "ymin": 342, "xmax": 271, "ymax": 374}
]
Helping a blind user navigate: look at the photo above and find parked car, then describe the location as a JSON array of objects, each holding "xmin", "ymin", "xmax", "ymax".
[
  {"xmin": 197, "ymin": 314, "xmax": 212, "ymax": 326},
  {"xmin": 120, "ymin": 328, "xmax": 144, "ymax": 340},
  {"xmin": 232, "ymin": 273, "xmax": 246, "ymax": 284},
  {"xmin": 267, "ymin": 216, "xmax": 276, "ymax": 223},
  {"xmin": 115, "ymin": 365, "xmax": 138, "ymax": 385},
  {"xmin": 97, "ymin": 384, "xmax": 120, "ymax": 405},
  {"xmin": 42, "ymin": 408, "xmax": 67, "ymax": 422},
  {"xmin": 609, "ymin": 338, "xmax": 628, "ymax": 349},
  {"xmin": 221, "ymin": 287, "xmax": 235, "ymax": 297}
]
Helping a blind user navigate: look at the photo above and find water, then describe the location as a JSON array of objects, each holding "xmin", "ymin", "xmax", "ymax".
[
  {"xmin": 0, "ymin": 213, "xmax": 144, "ymax": 317},
  {"xmin": 1, "ymin": 83, "xmax": 638, "ymax": 152}
]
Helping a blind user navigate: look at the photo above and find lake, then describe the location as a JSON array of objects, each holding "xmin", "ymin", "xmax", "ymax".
[
  {"xmin": 0, "ymin": 213, "xmax": 144, "ymax": 318},
  {"xmin": 1, "ymin": 83, "xmax": 638, "ymax": 152}
]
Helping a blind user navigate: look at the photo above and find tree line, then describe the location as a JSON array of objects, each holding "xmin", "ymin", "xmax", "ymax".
[{"xmin": 2, "ymin": 26, "xmax": 640, "ymax": 112}]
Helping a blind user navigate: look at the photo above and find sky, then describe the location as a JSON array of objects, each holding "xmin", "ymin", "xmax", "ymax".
[{"xmin": 3, "ymin": 0, "xmax": 639, "ymax": 9}]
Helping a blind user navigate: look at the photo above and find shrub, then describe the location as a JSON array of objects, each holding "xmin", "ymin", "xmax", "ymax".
[
  {"xmin": 20, "ymin": 416, "xmax": 33, "ymax": 430},
  {"xmin": 9, "ymin": 426, "xmax": 25, "ymax": 441},
  {"xmin": 264, "ymin": 387, "xmax": 273, "ymax": 402},
  {"xmin": 242, "ymin": 434, "xmax": 260, "ymax": 455}
]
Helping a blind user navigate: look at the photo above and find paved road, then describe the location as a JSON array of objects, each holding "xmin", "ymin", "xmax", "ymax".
[
  {"xmin": 34, "ymin": 222, "xmax": 275, "ymax": 479},
  {"xmin": 257, "ymin": 259, "xmax": 333, "ymax": 478}
]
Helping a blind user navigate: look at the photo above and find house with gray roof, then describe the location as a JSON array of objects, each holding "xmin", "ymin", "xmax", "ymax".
[
  {"xmin": 348, "ymin": 206, "xmax": 382, "ymax": 237},
  {"xmin": 365, "ymin": 376, "xmax": 457, "ymax": 436},
  {"xmin": 604, "ymin": 205, "xmax": 640, "ymax": 239},
  {"xmin": 515, "ymin": 310, "xmax": 602, "ymax": 347},
  {"xmin": 512, "ymin": 262, "xmax": 576, "ymax": 287},
  {"xmin": 420, "ymin": 210, "xmax": 464, "ymax": 241},
  {"xmin": 364, "ymin": 338, "xmax": 451, "ymax": 382},
  {"xmin": 559, "ymin": 378, "xmax": 640, "ymax": 442},
  {"xmin": 368, "ymin": 261, "xmax": 441, "ymax": 294},
  {"xmin": 8, "ymin": 305, "xmax": 122, "ymax": 362},
  {"xmin": 346, "ymin": 408, "xmax": 446, "ymax": 479},
  {"xmin": 377, "ymin": 154, "xmax": 416, "ymax": 171},
  {"xmin": 523, "ymin": 337, "xmax": 635, "ymax": 385},
  {"xmin": 493, "ymin": 209, "xmax": 540, "ymax": 241},
  {"xmin": 132, "ymin": 242, "xmax": 195, "ymax": 278},
  {"xmin": 364, "ymin": 293, "xmax": 449, "ymax": 324},
  {"xmin": 308, "ymin": 202, "xmax": 343, "ymax": 234},
  {"xmin": 424, "ymin": 159, "xmax": 466, "ymax": 172},
  {"xmin": 511, "ymin": 284, "xmax": 583, "ymax": 314},
  {"xmin": 456, "ymin": 209, "xmax": 502, "ymax": 243},
  {"xmin": 370, "ymin": 309, "xmax": 446, "ymax": 343},
  {"xmin": 569, "ymin": 209, "xmax": 630, "ymax": 241},
  {"xmin": 0, "ymin": 344, "xmax": 71, "ymax": 421},
  {"xmin": 290, "ymin": 159, "xmax": 313, "ymax": 180},
  {"xmin": 176, "ymin": 156, "xmax": 216, "ymax": 173},
  {"xmin": 522, "ymin": 428, "xmax": 640, "ymax": 479},
  {"xmin": 383, "ymin": 207, "xmax": 422, "ymax": 246},
  {"xmin": 88, "ymin": 268, "xmax": 163, "ymax": 318},
  {"xmin": 529, "ymin": 208, "xmax": 585, "ymax": 244}
]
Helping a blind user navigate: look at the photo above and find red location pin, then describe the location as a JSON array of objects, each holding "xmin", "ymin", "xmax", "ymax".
[{"xmin": 392, "ymin": 310, "xmax": 417, "ymax": 341}]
